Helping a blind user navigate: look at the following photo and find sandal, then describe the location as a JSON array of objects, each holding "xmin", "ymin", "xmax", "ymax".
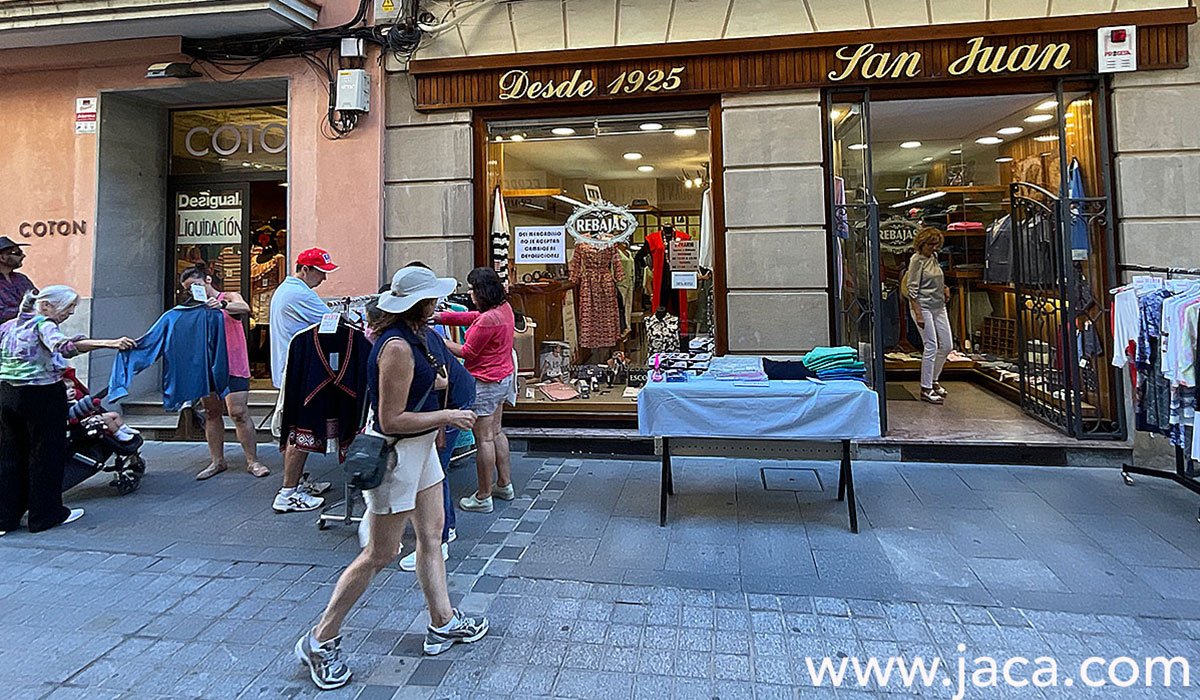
[
  {"xmin": 932, "ymin": 383, "xmax": 948, "ymax": 397},
  {"xmin": 919, "ymin": 388, "xmax": 944, "ymax": 405},
  {"xmin": 196, "ymin": 461, "xmax": 227, "ymax": 480},
  {"xmin": 247, "ymin": 462, "xmax": 271, "ymax": 478}
]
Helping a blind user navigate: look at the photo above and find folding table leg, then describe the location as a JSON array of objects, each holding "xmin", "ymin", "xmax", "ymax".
[
  {"xmin": 659, "ymin": 437, "xmax": 671, "ymax": 527},
  {"xmin": 837, "ymin": 442, "xmax": 847, "ymax": 502},
  {"xmin": 841, "ymin": 439, "xmax": 859, "ymax": 534}
]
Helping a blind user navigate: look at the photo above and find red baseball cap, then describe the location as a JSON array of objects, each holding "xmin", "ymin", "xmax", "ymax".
[{"xmin": 296, "ymin": 248, "xmax": 338, "ymax": 272}]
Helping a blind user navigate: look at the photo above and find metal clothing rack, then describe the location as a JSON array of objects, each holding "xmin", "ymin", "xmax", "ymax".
[{"xmin": 1116, "ymin": 264, "xmax": 1200, "ymax": 524}]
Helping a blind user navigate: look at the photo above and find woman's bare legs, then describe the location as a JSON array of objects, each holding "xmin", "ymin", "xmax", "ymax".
[
  {"xmin": 491, "ymin": 403, "xmax": 511, "ymax": 491},
  {"xmin": 224, "ymin": 391, "xmax": 267, "ymax": 475},
  {"xmin": 314, "ymin": 483, "xmax": 453, "ymax": 643},
  {"xmin": 198, "ymin": 393, "xmax": 227, "ymax": 478},
  {"xmin": 471, "ymin": 406, "xmax": 511, "ymax": 500}
]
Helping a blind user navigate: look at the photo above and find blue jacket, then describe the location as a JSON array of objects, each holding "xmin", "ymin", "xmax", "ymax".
[{"xmin": 108, "ymin": 304, "xmax": 230, "ymax": 410}]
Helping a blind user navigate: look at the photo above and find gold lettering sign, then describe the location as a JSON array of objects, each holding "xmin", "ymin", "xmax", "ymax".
[
  {"xmin": 828, "ymin": 37, "xmax": 1073, "ymax": 82},
  {"xmin": 499, "ymin": 67, "xmax": 684, "ymax": 101}
]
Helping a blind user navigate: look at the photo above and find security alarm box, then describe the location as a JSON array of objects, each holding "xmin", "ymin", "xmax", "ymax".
[{"xmin": 336, "ymin": 69, "xmax": 370, "ymax": 112}]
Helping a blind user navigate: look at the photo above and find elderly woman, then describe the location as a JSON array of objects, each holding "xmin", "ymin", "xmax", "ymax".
[
  {"xmin": 0, "ymin": 286, "xmax": 134, "ymax": 535},
  {"xmin": 905, "ymin": 227, "xmax": 953, "ymax": 405}
]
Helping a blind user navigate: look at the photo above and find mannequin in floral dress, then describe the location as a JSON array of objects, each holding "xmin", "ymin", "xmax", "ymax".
[{"xmin": 568, "ymin": 241, "xmax": 624, "ymax": 362}]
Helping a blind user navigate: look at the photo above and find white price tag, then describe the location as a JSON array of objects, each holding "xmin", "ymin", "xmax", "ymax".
[
  {"xmin": 190, "ymin": 284, "xmax": 208, "ymax": 303},
  {"xmin": 329, "ymin": 352, "xmax": 340, "ymax": 372},
  {"xmin": 671, "ymin": 271, "xmax": 698, "ymax": 290},
  {"xmin": 318, "ymin": 312, "xmax": 340, "ymax": 334}
]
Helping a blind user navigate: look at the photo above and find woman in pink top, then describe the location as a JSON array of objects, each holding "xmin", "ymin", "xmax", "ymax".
[
  {"xmin": 435, "ymin": 267, "xmax": 515, "ymax": 513},
  {"xmin": 180, "ymin": 265, "xmax": 270, "ymax": 480}
]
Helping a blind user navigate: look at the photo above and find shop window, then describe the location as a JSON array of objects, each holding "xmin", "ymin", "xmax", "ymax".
[
  {"xmin": 171, "ymin": 106, "xmax": 287, "ymax": 175},
  {"xmin": 484, "ymin": 112, "xmax": 714, "ymax": 416}
]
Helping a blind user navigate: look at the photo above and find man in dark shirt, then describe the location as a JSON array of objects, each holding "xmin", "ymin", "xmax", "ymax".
[{"xmin": 0, "ymin": 236, "xmax": 35, "ymax": 324}]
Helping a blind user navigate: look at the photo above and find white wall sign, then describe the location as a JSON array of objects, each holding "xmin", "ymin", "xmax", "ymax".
[
  {"xmin": 671, "ymin": 271, "xmax": 698, "ymax": 290},
  {"xmin": 514, "ymin": 226, "xmax": 566, "ymax": 264},
  {"xmin": 75, "ymin": 97, "xmax": 97, "ymax": 134},
  {"xmin": 176, "ymin": 191, "xmax": 243, "ymax": 245},
  {"xmin": 1098, "ymin": 25, "xmax": 1137, "ymax": 73}
]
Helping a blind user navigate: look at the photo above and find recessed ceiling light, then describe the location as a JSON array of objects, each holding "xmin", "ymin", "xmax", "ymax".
[
  {"xmin": 997, "ymin": 126, "xmax": 1024, "ymax": 135},
  {"xmin": 995, "ymin": 156, "xmax": 1015, "ymax": 163},
  {"xmin": 493, "ymin": 136, "xmax": 503, "ymax": 142},
  {"xmin": 848, "ymin": 143, "xmax": 868, "ymax": 151},
  {"xmin": 637, "ymin": 165, "xmax": 654, "ymax": 172},
  {"xmin": 639, "ymin": 122, "xmax": 663, "ymax": 131},
  {"xmin": 922, "ymin": 157, "xmax": 933, "ymax": 162},
  {"xmin": 1025, "ymin": 114, "xmax": 1054, "ymax": 123},
  {"xmin": 1036, "ymin": 100, "xmax": 1058, "ymax": 111},
  {"xmin": 950, "ymin": 149, "xmax": 962, "ymax": 155},
  {"xmin": 693, "ymin": 178, "xmax": 703, "ymax": 186},
  {"xmin": 509, "ymin": 134, "xmax": 525, "ymax": 141},
  {"xmin": 976, "ymin": 136, "xmax": 1003, "ymax": 145},
  {"xmin": 674, "ymin": 128, "xmax": 697, "ymax": 137},
  {"xmin": 900, "ymin": 141, "xmax": 922, "ymax": 149},
  {"xmin": 551, "ymin": 127, "xmax": 576, "ymax": 136},
  {"xmin": 623, "ymin": 152, "xmax": 643, "ymax": 160},
  {"xmin": 684, "ymin": 180, "xmax": 694, "ymax": 188},
  {"xmin": 1033, "ymin": 134, "xmax": 1059, "ymax": 142},
  {"xmin": 829, "ymin": 109, "xmax": 843, "ymax": 120}
]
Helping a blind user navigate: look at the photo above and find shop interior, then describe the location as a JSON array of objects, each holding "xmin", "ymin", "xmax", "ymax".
[
  {"xmin": 170, "ymin": 106, "xmax": 288, "ymax": 387},
  {"xmin": 831, "ymin": 90, "xmax": 1116, "ymax": 441},
  {"xmin": 484, "ymin": 112, "xmax": 715, "ymax": 416}
]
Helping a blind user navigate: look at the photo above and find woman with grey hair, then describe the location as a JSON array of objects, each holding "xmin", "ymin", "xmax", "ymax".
[{"xmin": 0, "ymin": 285, "xmax": 135, "ymax": 535}]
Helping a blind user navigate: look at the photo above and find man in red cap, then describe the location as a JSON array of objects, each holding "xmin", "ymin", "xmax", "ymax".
[{"xmin": 268, "ymin": 248, "xmax": 339, "ymax": 513}]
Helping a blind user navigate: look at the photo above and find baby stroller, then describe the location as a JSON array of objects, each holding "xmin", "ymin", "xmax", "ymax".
[{"xmin": 60, "ymin": 370, "xmax": 146, "ymax": 496}]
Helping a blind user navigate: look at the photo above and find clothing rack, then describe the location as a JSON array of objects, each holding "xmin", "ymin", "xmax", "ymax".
[{"xmin": 1117, "ymin": 263, "xmax": 1200, "ymax": 524}]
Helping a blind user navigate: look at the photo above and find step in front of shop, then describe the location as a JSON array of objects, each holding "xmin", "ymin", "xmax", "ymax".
[{"xmin": 118, "ymin": 390, "xmax": 278, "ymax": 442}]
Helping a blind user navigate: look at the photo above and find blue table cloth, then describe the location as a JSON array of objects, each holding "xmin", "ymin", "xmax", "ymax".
[{"xmin": 638, "ymin": 377, "xmax": 881, "ymax": 440}]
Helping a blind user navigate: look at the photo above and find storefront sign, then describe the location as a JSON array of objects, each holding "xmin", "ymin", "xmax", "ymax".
[
  {"xmin": 499, "ymin": 67, "xmax": 684, "ymax": 101},
  {"xmin": 184, "ymin": 122, "xmax": 286, "ymax": 157},
  {"xmin": 18, "ymin": 219, "xmax": 87, "ymax": 237},
  {"xmin": 514, "ymin": 226, "xmax": 566, "ymax": 264},
  {"xmin": 828, "ymin": 38, "xmax": 1071, "ymax": 82},
  {"xmin": 564, "ymin": 202, "xmax": 638, "ymax": 247},
  {"xmin": 879, "ymin": 218, "xmax": 919, "ymax": 253},
  {"xmin": 75, "ymin": 97, "xmax": 97, "ymax": 135},
  {"xmin": 669, "ymin": 239, "xmax": 699, "ymax": 272},
  {"xmin": 175, "ymin": 191, "xmax": 243, "ymax": 245},
  {"xmin": 1098, "ymin": 25, "xmax": 1138, "ymax": 73}
]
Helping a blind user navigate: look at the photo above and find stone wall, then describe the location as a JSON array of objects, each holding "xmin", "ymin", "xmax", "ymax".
[
  {"xmin": 721, "ymin": 90, "xmax": 829, "ymax": 353},
  {"xmin": 382, "ymin": 72, "xmax": 476, "ymax": 282}
]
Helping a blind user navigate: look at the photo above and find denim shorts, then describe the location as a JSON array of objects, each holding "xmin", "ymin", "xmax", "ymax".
[{"xmin": 473, "ymin": 375, "xmax": 514, "ymax": 416}]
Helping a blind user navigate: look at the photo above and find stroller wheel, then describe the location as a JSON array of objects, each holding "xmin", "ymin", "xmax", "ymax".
[{"xmin": 130, "ymin": 455, "xmax": 147, "ymax": 474}]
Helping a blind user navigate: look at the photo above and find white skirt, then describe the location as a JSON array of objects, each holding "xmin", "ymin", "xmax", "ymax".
[{"xmin": 362, "ymin": 429, "xmax": 444, "ymax": 515}]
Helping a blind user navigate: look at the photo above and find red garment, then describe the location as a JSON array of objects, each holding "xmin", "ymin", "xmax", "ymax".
[
  {"xmin": 437, "ymin": 303, "xmax": 515, "ymax": 382},
  {"xmin": 645, "ymin": 229, "xmax": 690, "ymax": 334},
  {"xmin": 569, "ymin": 242, "xmax": 624, "ymax": 348}
]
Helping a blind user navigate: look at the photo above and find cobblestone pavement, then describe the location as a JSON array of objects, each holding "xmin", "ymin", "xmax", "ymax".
[{"xmin": 2, "ymin": 442, "xmax": 1199, "ymax": 700}]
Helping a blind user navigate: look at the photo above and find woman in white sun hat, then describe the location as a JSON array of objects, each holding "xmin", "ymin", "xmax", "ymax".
[{"xmin": 294, "ymin": 266, "xmax": 488, "ymax": 691}]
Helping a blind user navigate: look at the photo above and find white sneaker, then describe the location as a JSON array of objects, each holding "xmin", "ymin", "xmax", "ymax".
[
  {"xmin": 273, "ymin": 490, "xmax": 324, "ymax": 513},
  {"xmin": 447, "ymin": 528, "xmax": 457, "ymax": 543},
  {"xmin": 459, "ymin": 493, "xmax": 493, "ymax": 513},
  {"xmin": 492, "ymin": 483, "xmax": 515, "ymax": 501},
  {"xmin": 64, "ymin": 508, "xmax": 85, "ymax": 525},
  {"xmin": 399, "ymin": 543, "xmax": 449, "ymax": 572}
]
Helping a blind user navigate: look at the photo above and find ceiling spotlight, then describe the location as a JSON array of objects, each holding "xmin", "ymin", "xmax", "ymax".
[
  {"xmin": 830, "ymin": 109, "xmax": 843, "ymax": 120},
  {"xmin": 848, "ymin": 143, "xmax": 868, "ymax": 151},
  {"xmin": 674, "ymin": 128, "xmax": 697, "ymax": 137},
  {"xmin": 509, "ymin": 134, "xmax": 525, "ymax": 141},
  {"xmin": 995, "ymin": 156, "xmax": 1015, "ymax": 163},
  {"xmin": 623, "ymin": 152, "xmax": 643, "ymax": 160},
  {"xmin": 637, "ymin": 165, "xmax": 654, "ymax": 172},
  {"xmin": 551, "ymin": 127, "xmax": 576, "ymax": 136},
  {"xmin": 1025, "ymin": 114, "xmax": 1054, "ymax": 123},
  {"xmin": 950, "ymin": 149, "xmax": 962, "ymax": 155},
  {"xmin": 640, "ymin": 122, "xmax": 663, "ymax": 131},
  {"xmin": 890, "ymin": 190, "xmax": 947, "ymax": 209},
  {"xmin": 1036, "ymin": 100, "xmax": 1058, "ymax": 111},
  {"xmin": 997, "ymin": 126, "xmax": 1024, "ymax": 135},
  {"xmin": 693, "ymin": 177, "xmax": 703, "ymax": 187},
  {"xmin": 684, "ymin": 180, "xmax": 694, "ymax": 188},
  {"xmin": 976, "ymin": 136, "xmax": 1003, "ymax": 145},
  {"xmin": 493, "ymin": 135, "xmax": 503, "ymax": 142},
  {"xmin": 900, "ymin": 141, "xmax": 922, "ymax": 149},
  {"xmin": 922, "ymin": 157, "xmax": 934, "ymax": 162},
  {"xmin": 241, "ymin": 161, "xmax": 251, "ymax": 167},
  {"xmin": 1034, "ymin": 134, "xmax": 1059, "ymax": 142}
]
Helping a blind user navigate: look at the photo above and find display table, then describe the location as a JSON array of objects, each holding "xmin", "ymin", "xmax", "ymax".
[{"xmin": 638, "ymin": 377, "xmax": 881, "ymax": 532}]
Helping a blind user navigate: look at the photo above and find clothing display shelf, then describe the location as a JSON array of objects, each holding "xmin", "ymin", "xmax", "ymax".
[{"xmin": 1118, "ymin": 263, "xmax": 1200, "ymax": 526}]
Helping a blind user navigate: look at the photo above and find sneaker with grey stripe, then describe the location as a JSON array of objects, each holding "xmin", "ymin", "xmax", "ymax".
[
  {"xmin": 295, "ymin": 631, "xmax": 351, "ymax": 690},
  {"xmin": 424, "ymin": 610, "xmax": 489, "ymax": 655}
]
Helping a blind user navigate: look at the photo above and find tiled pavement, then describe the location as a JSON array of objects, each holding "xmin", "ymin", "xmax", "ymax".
[{"xmin": 2, "ymin": 441, "xmax": 1200, "ymax": 699}]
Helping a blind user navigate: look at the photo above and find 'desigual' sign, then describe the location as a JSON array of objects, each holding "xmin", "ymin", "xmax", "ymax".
[{"xmin": 175, "ymin": 190, "xmax": 243, "ymax": 245}]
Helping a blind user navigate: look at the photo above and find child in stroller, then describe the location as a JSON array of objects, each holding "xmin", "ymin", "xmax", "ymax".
[{"xmin": 61, "ymin": 368, "xmax": 147, "ymax": 495}]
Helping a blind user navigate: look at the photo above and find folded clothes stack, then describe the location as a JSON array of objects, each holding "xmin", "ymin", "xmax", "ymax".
[{"xmin": 802, "ymin": 346, "xmax": 867, "ymax": 383}]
